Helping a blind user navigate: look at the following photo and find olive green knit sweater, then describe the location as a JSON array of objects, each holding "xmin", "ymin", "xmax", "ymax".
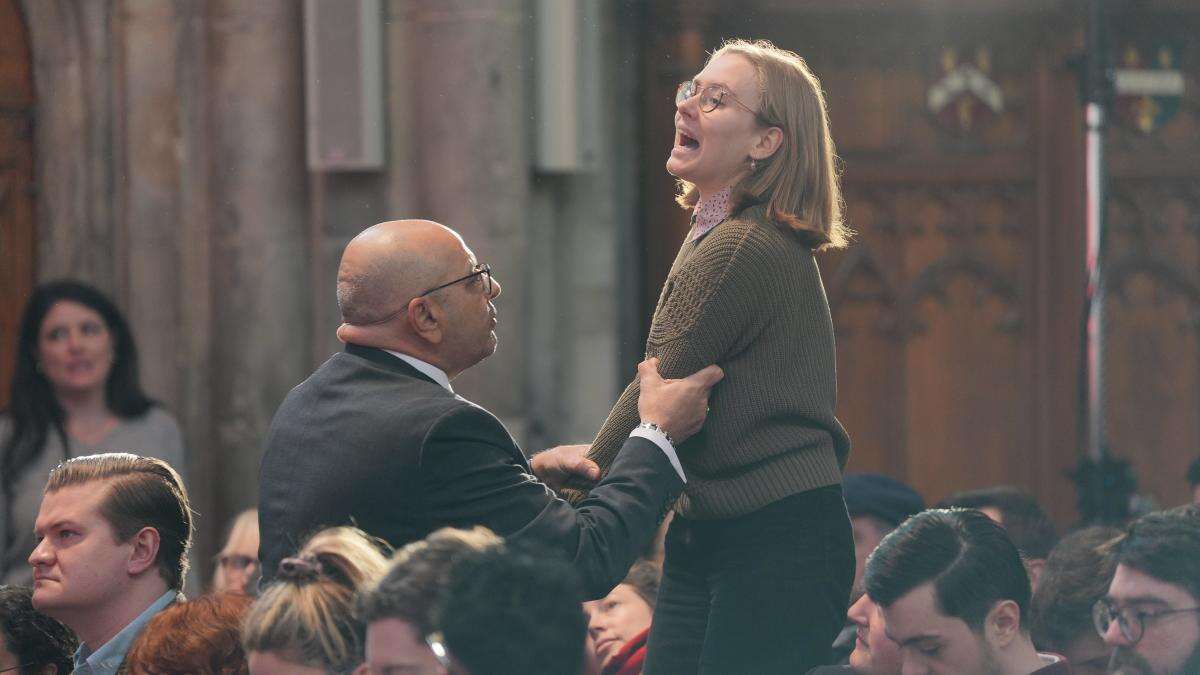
[{"xmin": 563, "ymin": 205, "xmax": 850, "ymax": 519}]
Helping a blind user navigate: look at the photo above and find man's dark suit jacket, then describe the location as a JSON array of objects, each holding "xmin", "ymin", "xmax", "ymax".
[{"xmin": 258, "ymin": 344, "xmax": 683, "ymax": 598}]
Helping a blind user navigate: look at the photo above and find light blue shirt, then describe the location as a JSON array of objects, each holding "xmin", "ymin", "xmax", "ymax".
[{"xmin": 72, "ymin": 590, "xmax": 179, "ymax": 675}]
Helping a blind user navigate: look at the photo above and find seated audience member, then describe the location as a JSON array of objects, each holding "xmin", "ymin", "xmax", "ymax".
[
  {"xmin": 0, "ymin": 585, "xmax": 76, "ymax": 674},
  {"xmin": 356, "ymin": 527, "xmax": 502, "ymax": 675},
  {"xmin": 809, "ymin": 594, "xmax": 903, "ymax": 675},
  {"xmin": 434, "ymin": 544, "xmax": 591, "ymax": 675},
  {"xmin": 1188, "ymin": 457, "xmax": 1200, "ymax": 505},
  {"xmin": 212, "ymin": 509, "xmax": 260, "ymax": 594},
  {"xmin": 831, "ymin": 473, "xmax": 925, "ymax": 663},
  {"xmin": 586, "ymin": 560, "xmax": 660, "ymax": 675},
  {"xmin": 124, "ymin": 593, "xmax": 252, "ymax": 674},
  {"xmin": 864, "ymin": 508, "xmax": 1069, "ymax": 674},
  {"xmin": 28, "ymin": 453, "xmax": 191, "ymax": 675},
  {"xmin": 937, "ymin": 486, "xmax": 1057, "ymax": 589},
  {"xmin": 242, "ymin": 526, "xmax": 388, "ymax": 675},
  {"xmin": 1096, "ymin": 504, "xmax": 1200, "ymax": 675},
  {"xmin": 1029, "ymin": 526, "xmax": 1119, "ymax": 675}
]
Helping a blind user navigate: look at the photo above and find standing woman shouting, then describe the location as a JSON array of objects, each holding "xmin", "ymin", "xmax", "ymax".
[
  {"xmin": 564, "ymin": 39, "xmax": 854, "ymax": 672},
  {"xmin": 0, "ymin": 281, "xmax": 187, "ymax": 585}
]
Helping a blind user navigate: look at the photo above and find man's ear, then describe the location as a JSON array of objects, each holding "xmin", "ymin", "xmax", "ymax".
[
  {"xmin": 750, "ymin": 126, "xmax": 784, "ymax": 161},
  {"xmin": 985, "ymin": 599, "xmax": 1022, "ymax": 648},
  {"xmin": 127, "ymin": 526, "xmax": 161, "ymax": 577},
  {"xmin": 408, "ymin": 297, "xmax": 444, "ymax": 345}
]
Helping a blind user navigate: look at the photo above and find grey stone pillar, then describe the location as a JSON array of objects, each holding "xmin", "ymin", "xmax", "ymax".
[
  {"xmin": 207, "ymin": 0, "xmax": 310, "ymax": 519},
  {"xmin": 117, "ymin": 0, "xmax": 185, "ymax": 423},
  {"xmin": 23, "ymin": 0, "xmax": 119, "ymax": 288},
  {"xmin": 404, "ymin": 0, "xmax": 531, "ymax": 437}
]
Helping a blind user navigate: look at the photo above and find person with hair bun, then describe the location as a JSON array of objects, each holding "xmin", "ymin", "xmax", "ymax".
[
  {"xmin": 1, "ymin": 280, "xmax": 186, "ymax": 586},
  {"xmin": 560, "ymin": 38, "xmax": 854, "ymax": 673},
  {"xmin": 242, "ymin": 526, "xmax": 389, "ymax": 675},
  {"xmin": 123, "ymin": 593, "xmax": 252, "ymax": 675}
]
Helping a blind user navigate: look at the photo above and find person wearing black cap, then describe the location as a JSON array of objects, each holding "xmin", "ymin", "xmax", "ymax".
[{"xmin": 828, "ymin": 473, "xmax": 924, "ymax": 665}]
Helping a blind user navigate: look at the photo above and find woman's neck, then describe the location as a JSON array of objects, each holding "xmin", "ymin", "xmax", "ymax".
[{"xmin": 56, "ymin": 386, "xmax": 110, "ymax": 422}]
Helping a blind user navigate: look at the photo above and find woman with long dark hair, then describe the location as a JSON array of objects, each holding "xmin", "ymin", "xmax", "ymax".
[
  {"xmin": 0, "ymin": 280, "xmax": 186, "ymax": 584},
  {"xmin": 563, "ymin": 39, "xmax": 855, "ymax": 672}
]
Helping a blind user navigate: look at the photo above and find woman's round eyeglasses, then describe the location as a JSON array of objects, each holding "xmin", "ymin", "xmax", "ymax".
[{"xmin": 675, "ymin": 80, "xmax": 775, "ymax": 126}]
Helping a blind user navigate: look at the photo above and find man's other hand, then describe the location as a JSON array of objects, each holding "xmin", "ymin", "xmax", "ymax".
[
  {"xmin": 532, "ymin": 444, "xmax": 600, "ymax": 490},
  {"xmin": 637, "ymin": 358, "xmax": 724, "ymax": 444}
]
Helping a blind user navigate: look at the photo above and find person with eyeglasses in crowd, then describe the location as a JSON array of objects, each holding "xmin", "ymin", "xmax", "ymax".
[
  {"xmin": 1095, "ymin": 504, "xmax": 1200, "ymax": 675},
  {"xmin": 554, "ymin": 38, "xmax": 854, "ymax": 673},
  {"xmin": 0, "ymin": 585, "xmax": 76, "ymax": 675},
  {"xmin": 258, "ymin": 219, "xmax": 722, "ymax": 598},
  {"xmin": 354, "ymin": 526, "xmax": 503, "ymax": 675},
  {"xmin": 212, "ymin": 509, "xmax": 260, "ymax": 595}
]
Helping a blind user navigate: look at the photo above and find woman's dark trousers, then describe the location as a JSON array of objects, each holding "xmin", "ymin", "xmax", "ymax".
[{"xmin": 643, "ymin": 485, "xmax": 854, "ymax": 674}]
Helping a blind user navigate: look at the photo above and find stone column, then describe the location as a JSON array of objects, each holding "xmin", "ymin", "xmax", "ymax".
[
  {"xmin": 117, "ymin": 0, "xmax": 184, "ymax": 422},
  {"xmin": 404, "ymin": 0, "xmax": 531, "ymax": 437},
  {"xmin": 206, "ymin": 0, "xmax": 310, "ymax": 520},
  {"xmin": 22, "ymin": 0, "xmax": 119, "ymax": 288}
]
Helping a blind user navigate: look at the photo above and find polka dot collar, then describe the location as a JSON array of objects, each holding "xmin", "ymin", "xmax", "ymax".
[{"xmin": 690, "ymin": 186, "xmax": 733, "ymax": 242}]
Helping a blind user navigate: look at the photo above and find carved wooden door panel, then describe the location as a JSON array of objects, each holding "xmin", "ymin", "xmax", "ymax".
[
  {"xmin": 0, "ymin": 0, "xmax": 35, "ymax": 411},
  {"xmin": 639, "ymin": 2, "xmax": 1200, "ymax": 522},
  {"xmin": 1102, "ymin": 5, "xmax": 1200, "ymax": 511}
]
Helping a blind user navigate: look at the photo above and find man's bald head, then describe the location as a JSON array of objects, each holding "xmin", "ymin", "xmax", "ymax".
[{"xmin": 337, "ymin": 220, "xmax": 465, "ymax": 325}]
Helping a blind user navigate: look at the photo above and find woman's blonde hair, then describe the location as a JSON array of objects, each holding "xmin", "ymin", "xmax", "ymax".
[
  {"xmin": 212, "ymin": 508, "xmax": 259, "ymax": 592},
  {"xmin": 677, "ymin": 38, "xmax": 849, "ymax": 250},
  {"xmin": 241, "ymin": 526, "xmax": 390, "ymax": 674}
]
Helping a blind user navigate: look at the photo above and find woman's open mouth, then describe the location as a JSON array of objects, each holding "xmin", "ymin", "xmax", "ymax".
[{"xmin": 676, "ymin": 130, "xmax": 700, "ymax": 150}]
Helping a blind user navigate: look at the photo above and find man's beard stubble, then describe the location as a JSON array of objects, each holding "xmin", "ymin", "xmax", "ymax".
[{"xmin": 1108, "ymin": 640, "xmax": 1200, "ymax": 675}]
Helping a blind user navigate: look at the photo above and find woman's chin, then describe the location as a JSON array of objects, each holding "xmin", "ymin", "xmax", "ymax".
[{"xmin": 665, "ymin": 155, "xmax": 695, "ymax": 182}]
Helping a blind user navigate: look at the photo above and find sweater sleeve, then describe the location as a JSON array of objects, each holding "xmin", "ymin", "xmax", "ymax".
[{"xmin": 561, "ymin": 221, "xmax": 778, "ymax": 502}]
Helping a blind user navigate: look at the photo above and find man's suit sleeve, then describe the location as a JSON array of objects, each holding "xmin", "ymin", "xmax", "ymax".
[{"xmin": 420, "ymin": 404, "xmax": 683, "ymax": 599}]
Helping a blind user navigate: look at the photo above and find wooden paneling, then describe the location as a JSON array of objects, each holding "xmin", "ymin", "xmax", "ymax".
[
  {"xmin": 635, "ymin": 2, "xmax": 1200, "ymax": 526},
  {"xmin": 0, "ymin": 0, "xmax": 34, "ymax": 410},
  {"xmin": 1102, "ymin": 6, "xmax": 1200, "ymax": 510}
]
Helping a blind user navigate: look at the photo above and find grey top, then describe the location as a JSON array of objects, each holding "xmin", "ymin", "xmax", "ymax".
[
  {"xmin": 0, "ymin": 408, "xmax": 186, "ymax": 585},
  {"xmin": 72, "ymin": 590, "xmax": 180, "ymax": 675}
]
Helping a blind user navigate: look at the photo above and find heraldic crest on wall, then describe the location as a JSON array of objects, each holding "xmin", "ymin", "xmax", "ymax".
[
  {"xmin": 927, "ymin": 46, "xmax": 1004, "ymax": 137},
  {"xmin": 1113, "ymin": 43, "xmax": 1184, "ymax": 135}
]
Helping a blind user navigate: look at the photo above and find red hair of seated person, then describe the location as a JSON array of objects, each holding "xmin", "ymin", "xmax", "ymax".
[{"xmin": 124, "ymin": 593, "xmax": 253, "ymax": 675}]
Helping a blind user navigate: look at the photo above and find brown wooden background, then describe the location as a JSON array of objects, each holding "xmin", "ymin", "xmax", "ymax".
[
  {"xmin": 638, "ymin": 0, "xmax": 1200, "ymax": 526},
  {"xmin": 0, "ymin": 0, "xmax": 34, "ymax": 412}
]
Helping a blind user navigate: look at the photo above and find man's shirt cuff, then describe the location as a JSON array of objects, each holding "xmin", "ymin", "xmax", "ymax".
[{"xmin": 629, "ymin": 426, "xmax": 687, "ymax": 483}]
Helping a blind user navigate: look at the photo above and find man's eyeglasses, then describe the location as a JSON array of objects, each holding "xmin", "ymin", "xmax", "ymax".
[
  {"xmin": 675, "ymin": 80, "xmax": 776, "ymax": 126},
  {"xmin": 1093, "ymin": 598, "xmax": 1200, "ymax": 645},
  {"xmin": 1, "ymin": 665, "xmax": 36, "ymax": 673},
  {"xmin": 425, "ymin": 631, "xmax": 452, "ymax": 671},
  {"xmin": 416, "ymin": 263, "xmax": 493, "ymax": 300}
]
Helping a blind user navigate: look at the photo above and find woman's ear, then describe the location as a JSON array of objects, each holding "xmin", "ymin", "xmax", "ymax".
[{"xmin": 751, "ymin": 126, "xmax": 784, "ymax": 161}]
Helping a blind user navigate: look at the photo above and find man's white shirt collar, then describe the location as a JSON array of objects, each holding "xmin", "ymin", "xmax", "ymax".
[{"xmin": 383, "ymin": 349, "xmax": 453, "ymax": 392}]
